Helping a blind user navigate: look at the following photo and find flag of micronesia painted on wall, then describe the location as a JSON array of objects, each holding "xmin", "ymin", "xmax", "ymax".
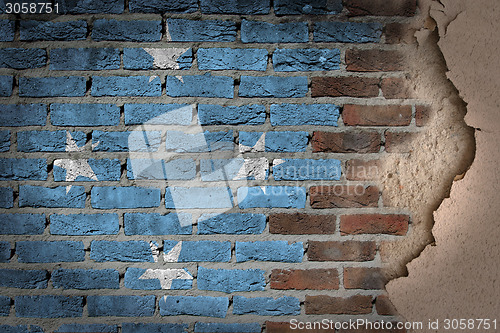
[{"xmin": 0, "ymin": 0, "xmax": 419, "ymax": 331}]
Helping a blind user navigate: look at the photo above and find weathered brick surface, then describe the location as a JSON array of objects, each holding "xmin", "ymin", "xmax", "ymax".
[
  {"xmin": 0, "ymin": 0, "xmax": 421, "ymax": 328},
  {"xmin": 312, "ymin": 76, "xmax": 380, "ymax": 97},
  {"xmin": 312, "ymin": 131, "xmax": 382, "ymax": 153},
  {"xmin": 310, "ymin": 185, "xmax": 380, "ymax": 208},
  {"xmin": 269, "ymin": 213, "xmax": 336, "ymax": 234},
  {"xmin": 346, "ymin": 49, "xmax": 406, "ymax": 72},
  {"xmin": 343, "ymin": 104, "xmax": 412, "ymax": 126},
  {"xmin": 308, "ymin": 241, "xmax": 377, "ymax": 261},
  {"xmin": 305, "ymin": 295, "xmax": 373, "ymax": 314},
  {"xmin": 341, "ymin": 214, "xmax": 410, "ymax": 235},
  {"xmin": 270, "ymin": 269, "xmax": 339, "ymax": 290}
]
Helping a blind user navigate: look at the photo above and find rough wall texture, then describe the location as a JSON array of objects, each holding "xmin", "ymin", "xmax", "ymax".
[
  {"xmin": 0, "ymin": 0, "xmax": 480, "ymax": 332},
  {"xmin": 388, "ymin": 0, "xmax": 500, "ymax": 331}
]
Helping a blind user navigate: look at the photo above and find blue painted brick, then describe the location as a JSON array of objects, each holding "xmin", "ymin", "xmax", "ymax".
[
  {"xmin": 19, "ymin": 77, "xmax": 86, "ymax": 97},
  {"xmin": 93, "ymin": 131, "xmax": 161, "ymax": 152},
  {"xmin": 273, "ymin": 158, "xmax": 342, "ymax": 180},
  {"xmin": 50, "ymin": 48, "xmax": 120, "ymax": 70},
  {"xmin": 274, "ymin": 0, "xmax": 342, "ymax": 14},
  {"xmin": 198, "ymin": 213, "xmax": 266, "ymax": 235},
  {"xmin": 198, "ymin": 104, "xmax": 265, "ymax": 125},
  {"xmin": 0, "ymin": 214, "xmax": 45, "ymax": 235},
  {"xmin": 236, "ymin": 241, "xmax": 304, "ymax": 262},
  {"xmin": 92, "ymin": 76, "xmax": 161, "ymax": 97},
  {"xmin": 0, "ymin": 20, "xmax": 14, "ymax": 41},
  {"xmin": 0, "ymin": 242, "xmax": 10, "ymax": 262},
  {"xmin": 163, "ymin": 240, "xmax": 231, "ymax": 262},
  {"xmin": 15, "ymin": 296, "xmax": 83, "ymax": 318},
  {"xmin": 166, "ymin": 130, "xmax": 234, "ymax": 152},
  {"xmin": 91, "ymin": 186, "xmax": 160, "ymax": 209},
  {"xmin": 239, "ymin": 76, "xmax": 308, "ymax": 98},
  {"xmin": 241, "ymin": 20, "xmax": 308, "ymax": 43},
  {"xmin": 125, "ymin": 103, "xmax": 193, "ymax": 125},
  {"xmin": 0, "ymin": 76, "xmax": 13, "ymax": 96},
  {"xmin": 314, "ymin": 22, "xmax": 383, "ymax": 43},
  {"xmin": 270, "ymin": 103, "xmax": 340, "ymax": 126},
  {"xmin": 16, "ymin": 241, "xmax": 84, "ymax": 263},
  {"xmin": 239, "ymin": 131, "xmax": 264, "ymax": 152},
  {"xmin": 0, "ymin": 104, "xmax": 46, "ymax": 126},
  {"xmin": 55, "ymin": 324, "xmax": 118, "ymax": 333},
  {"xmin": 167, "ymin": 19, "xmax": 236, "ymax": 42},
  {"xmin": 0, "ymin": 187, "xmax": 13, "ymax": 208},
  {"xmin": 198, "ymin": 48, "xmax": 268, "ymax": 71},
  {"xmin": 273, "ymin": 48, "xmax": 341, "ymax": 71},
  {"xmin": 0, "ymin": 325, "xmax": 43, "ymax": 333},
  {"xmin": 20, "ymin": 20, "xmax": 87, "ymax": 41},
  {"xmin": 124, "ymin": 48, "xmax": 192, "ymax": 70},
  {"xmin": 129, "ymin": 0, "xmax": 197, "ymax": 13},
  {"xmin": 195, "ymin": 323, "xmax": 261, "ymax": 333},
  {"xmin": 122, "ymin": 323, "xmax": 188, "ymax": 333},
  {"xmin": 0, "ymin": 131, "xmax": 9, "ymax": 152},
  {"xmin": 165, "ymin": 187, "xmax": 233, "ymax": 209},
  {"xmin": 124, "ymin": 267, "xmax": 193, "ymax": 290},
  {"xmin": 0, "ymin": 296, "xmax": 10, "ymax": 316},
  {"xmin": 52, "ymin": 269, "xmax": 119, "ymax": 290},
  {"xmin": 265, "ymin": 131, "xmax": 308, "ymax": 152},
  {"xmin": 200, "ymin": 158, "xmax": 268, "ymax": 181},
  {"xmin": 17, "ymin": 131, "xmax": 85, "ymax": 152},
  {"xmin": 0, "ymin": 159, "xmax": 47, "ymax": 180},
  {"xmin": 201, "ymin": 0, "xmax": 269, "ymax": 14},
  {"xmin": 124, "ymin": 213, "xmax": 192, "ymax": 235},
  {"xmin": 233, "ymin": 296, "xmax": 300, "ymax": 315},
  {"xmin": 19, "ymin": 186, "xmax": 86, "ymax": 208},
  {"xmin": 0, "ymin": 269, "xmax": 48, "ymax": 289},
  {"xmin": 238, "ymin": 186, "xmax": 307, "ymax": 209},
  {"xmin": 160, "ymin": 296, "xmax": 228, "ymax": 318},
  {"xmin": 50, "ymin": 214, "xmax": 119, "ymax": 235},
  {"xmin": 197, "ymin": 267, "xmax": 265, "ymax": 293},
  {"xmin": 0, "ymin": 48, "xmax": 46, "ymax": 69},
  {"xmin": 54, "ymin": 158, "xmax": 121, "ymax": 182},
  {"xmin": 59, "ymin": 0, "xmax": 124, "ymax": 14},
  {"xmin": 92, "ymin": 19, "xmax": 161, "ymax": 42},
  {"xmin": 88, "ymin": 295, "xmax": 155, "ymax": 317},
  {"xmin": 167, "ymin": 74, "xmax": 233, "ymax": 98},
  {"xmin": 127, "ymin": 158, "xmax": 196, "ymax": 180},
  {"xmin": 90, "ymin": 241, "xmax": 157, "ymax": 262}
]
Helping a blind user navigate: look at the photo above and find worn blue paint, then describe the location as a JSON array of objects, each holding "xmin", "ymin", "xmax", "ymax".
[
  {"xmin": 236, "ymin": 240, "xmax": 304, "ymax": 262},
  {"xmin": 52, "ymin": 269, "xmax": 119, "ymax": 290}
]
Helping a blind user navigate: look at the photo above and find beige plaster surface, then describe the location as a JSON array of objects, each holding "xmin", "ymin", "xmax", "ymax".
[{"xmin": 387, "ymin": 0, "xmax": 500, "ymax": 330}]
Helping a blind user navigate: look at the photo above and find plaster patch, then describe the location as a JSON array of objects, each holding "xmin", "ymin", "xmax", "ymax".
[
  {"xmin": 143, "ymin": 48, "xmax": 190, "ymax": 69},
  {"xmin": 138, "ymin": 268, "xmax": 193, "ymax": 289}
]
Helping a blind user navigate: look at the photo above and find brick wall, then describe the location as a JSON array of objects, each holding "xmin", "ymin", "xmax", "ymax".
[{"xmin": 0, "ymin": 0, "xmax": 421, "ymax": 331}]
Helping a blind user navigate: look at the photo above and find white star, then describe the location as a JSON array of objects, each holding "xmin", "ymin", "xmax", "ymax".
[
  {"xmin": 53, "ymin": 132, "xmax": 98, "ymax": 193},
  {"xmin": 139, "ymin": 268, "xmax": 193, "ymax": 289}
]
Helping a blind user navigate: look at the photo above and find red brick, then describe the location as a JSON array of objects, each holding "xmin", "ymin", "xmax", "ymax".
[
  {"xmin": 310, "ymin": 185, "xmax": 379, "ymax": 208},
  {"xmin": 345, "ymin": 0, "xmax": 417, "ymax": 17},
  {"xmin": 340, "ymin": 214, "xmax": 409, "ymax": 235},
  {"xmin": 346, "ymin": 159, "xmax": 381, "ymax": 181},
  {"xmin": 343, "ymin": 104, "xmax": 412, "ymax": 126},
  {"xmin": 266, "ymin": 321, "xmax": 333, "ymax": 333},
  {"xmin": 384, "ymin": 23, "xmax": 417, "ymax": 44},
  {"xmin": 269, "ymin": 213, "xmax": 335, "ymax": 234},
  {"xmin": 346, "ymin": 49, "xmax": 406, "ymax": 72},
  {"xmin": 381, "ymin": 77, "xmax": 414, "ymax": 99},
  {"xmin": 415, "ymin": 105, "xmax": 431, "ymax": 126},
  {"xmin": 344, "ymin": 267, "xmax": 387, "ymax": 289},
  {"xmin": 305, "ymin": 295, "xmax": 373, "ymax": 315},
  {"xmin": 376, "ymin": 295, "xmax": 399, "ymax": 315},
  {"xmin": 312, "ymin": 131, "xmax": 381, "ymax": 153},
  {"xmin": 385, "ymin": 132, "xmax": 418, "ymax": 153},
  {"xmin": 308, "ymin": 241, "xmax": 376, "ymax": 261},
  {"xmin": 270, "ymin": 269, "xmax": 339, "ymax": 290},
  {"xmin": 311, "ymin": 76, "xmax": 379, "ymax": 97}
]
